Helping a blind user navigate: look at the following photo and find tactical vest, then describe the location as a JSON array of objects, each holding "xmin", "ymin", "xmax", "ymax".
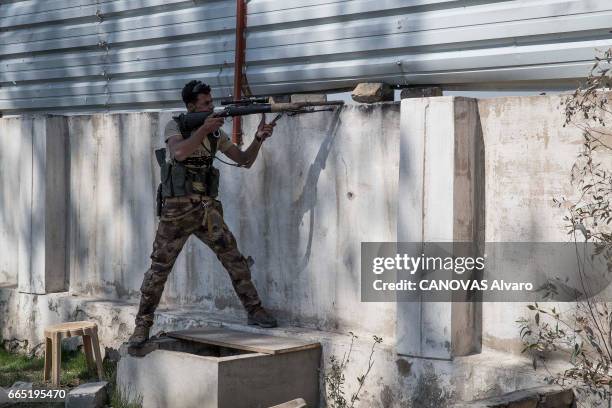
[{"xmin": 155, "ymin": 121, "xmax": 221, "ymax": 216}]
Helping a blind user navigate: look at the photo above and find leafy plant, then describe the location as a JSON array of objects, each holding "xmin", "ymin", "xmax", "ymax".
[
  {"xmin": 519, "ymin": 48, "xmax": 612, "ymax": 407},
  {"xmin": 323, "ymin": 332, "xmax": 383, "ymax": 408},
  {"xmin": 559, "ymin": 48, "xmax": 612, "ymax": 243}
]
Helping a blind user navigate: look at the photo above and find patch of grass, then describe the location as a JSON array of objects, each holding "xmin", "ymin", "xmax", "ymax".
[
  {"xmin": 0, "ymin": 347, "xmax": 44, "ymax": 387},
  {"xmin": 110, "ymin": 384, "xmax": 143, "ymax": 408},
  {"xmin": 0, "ymin": 347, "xmax": 44, "ymax": 372},
  {"xmin": 60, "ymin": 349, "xmax": 97, "ymax": 387},
  {"xmin": 0, "ymin": 346, "xmax": 100, "ymax": 388},
  {"xmin": 1, "ymin": 342, "xmax": 143, "ymax": 407}
]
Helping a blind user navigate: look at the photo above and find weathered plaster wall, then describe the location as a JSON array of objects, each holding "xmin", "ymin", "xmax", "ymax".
[
  {"xmin": 480, "ymin": 95, "xmax": 580, "ymax": 242},
  {"xmin": 478, "ymin": 94, "xmax": 612, "ymax": 354},
  {"xmin": 63, "ymin": 105, "xmax": 400, "ymax": 339},
  {"xmin": 2, "ymin": 94, "xmax": 610, "ymax": 407}
]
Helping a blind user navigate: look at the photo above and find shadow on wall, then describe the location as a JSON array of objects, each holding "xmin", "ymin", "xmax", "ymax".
[{"xmin": 291, "ymin": 110, "xmax": 343, "ymax": 274}]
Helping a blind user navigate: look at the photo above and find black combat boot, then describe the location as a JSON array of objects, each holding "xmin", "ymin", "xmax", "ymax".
[
  {"xmin": 128, "ymin": 324, "xmax": 150, "ymax": 347},
  {"xmin": 247, "ymin": 308, "xmax": 278, "ymax": 328}
]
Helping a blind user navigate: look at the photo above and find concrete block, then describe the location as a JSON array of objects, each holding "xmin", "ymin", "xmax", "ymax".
[
  {"xmin": 538, "ymin": 387, "xmax": 574, "ymax": 408},
  {"xmin": 397, "ymin": 97, "xmax": 484, "ymax": 359},
  {"xmin": 17, "ymin": 115, "xmax": 68, "ymax": 294},
  {"xmin": 65, "ymin": 381, "xmax": 109, "ymax": 408},
  {"xmin": 290, "ymin": 94, "xmax": 327, "ymax": 103},
  {"xmin": 269, "ymin": 398, "xmax": 307, "ymax": 408},
  {"xmin": 118, "ymin": 337, "xmax": 321, "ymax": 408},
  {"xmin": 351, "ymin": 83, "xmax": 393, "ymax": 103},
  {"xmin": 400, "ymin": 86, "xmax": 443, "ymax": 99},
  {"xmin": 0, "ymin": 387, "xmax": 9, "ymax": 407}
]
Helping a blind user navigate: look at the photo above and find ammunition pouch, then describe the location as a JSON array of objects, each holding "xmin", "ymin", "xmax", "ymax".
[
  {"xmin": 159, "ymin": 160, "xmax": 220, "ymax": 199},
  {"xmin": 205, "ymin": 166, "xmax": 220, "ymax": 198},
  {"xmin": 170, "ymin": 163, "xmax": 191, "ymax": 197},
  {"xmin": 155, "ymin": 122, "xmax": 221, "ymax": 207}
]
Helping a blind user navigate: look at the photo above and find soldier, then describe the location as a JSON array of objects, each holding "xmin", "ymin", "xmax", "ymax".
[{"xmin": 128, "ymin": 80, "xmax": 277, "ymax": 347}]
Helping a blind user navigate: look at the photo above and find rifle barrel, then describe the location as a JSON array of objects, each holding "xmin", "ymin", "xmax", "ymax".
[
  {"xmin": 270, "ymin": 101, "xmax": 344, "ymax": 112},
  {"xmin": 215, "ymin": 105, "xmax": 273, "ymax": 117},
  {"xmin": 176, "ymin": 100, "xmax": 344, "ymax": 133}
]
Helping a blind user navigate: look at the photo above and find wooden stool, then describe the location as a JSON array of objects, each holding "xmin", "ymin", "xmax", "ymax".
[{"xmin": 43, "ymin": 321, "xmax": 103, "ymax": 386}]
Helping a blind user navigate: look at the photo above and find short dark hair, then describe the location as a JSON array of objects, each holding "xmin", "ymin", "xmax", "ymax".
[{"xmin": 181, "ymin": 80, "xmax": 211, "ymax": 107}]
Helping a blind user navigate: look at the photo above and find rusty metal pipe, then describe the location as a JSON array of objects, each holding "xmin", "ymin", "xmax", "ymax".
[{"xmin": 232, "ymin": 0, "xmax": 247, "ymax": 145}]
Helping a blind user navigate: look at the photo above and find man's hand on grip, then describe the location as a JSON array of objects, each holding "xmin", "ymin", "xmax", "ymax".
[
  {"xmin": 201, "ymin": 115, "xmax": 225, "ymax": 135},
  {"xmin": 256, "ymin": 113, "xmax": 276, "ymax": 141}
]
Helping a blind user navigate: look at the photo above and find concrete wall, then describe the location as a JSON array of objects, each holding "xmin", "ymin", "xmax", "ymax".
[
  {"xmin": 2, "ymin": 94, "xmax": 611, "ymax": 406},
  {"xmin": 54, "ymin": 105, "xmax": 399, "ymax": 339},
  {"xmin": 477, "ymin": 94, "xmax": 610, "ymax": 354}
]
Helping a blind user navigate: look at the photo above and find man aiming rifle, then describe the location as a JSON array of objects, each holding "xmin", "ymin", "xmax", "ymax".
[
  {"xmin": 128, "ymin": 80, "xmax": 343, "ymax": 347},
  {"xmin": 128, "ymin": 80, "xmax": 279, "ymax": 347}
]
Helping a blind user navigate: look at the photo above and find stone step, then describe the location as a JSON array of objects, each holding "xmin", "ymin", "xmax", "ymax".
[
  {"xmin": 454, "ymin": 385, "xmax": 575, "ymax": 408},
  {"xmin": 65, "ymin": 381, "xmax": 109, "ymax": 408},
  {"xmin": 0, "ymin": 290, "xmax": 580, "ymax": 407}
]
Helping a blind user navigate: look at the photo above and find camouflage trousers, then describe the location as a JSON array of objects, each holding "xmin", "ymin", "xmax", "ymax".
[{"xmin": 134, "ymin": 195, "xmax": 262, "ymax": 328}]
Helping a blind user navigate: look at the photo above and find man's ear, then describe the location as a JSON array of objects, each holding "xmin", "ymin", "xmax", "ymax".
[{"xmin": 187, "ymin": 103, "xmax": 195, "ymax": 112}]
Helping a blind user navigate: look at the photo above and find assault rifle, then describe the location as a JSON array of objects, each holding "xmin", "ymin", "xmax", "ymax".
[{"xmin": 173, "ymin": 97, "xmax": 345, "ymax": 137}]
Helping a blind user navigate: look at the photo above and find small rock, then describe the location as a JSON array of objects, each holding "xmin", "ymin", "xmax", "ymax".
[
  {"xmin": 539, "ymin": 388, "xmax": 575, "ymax": 408},
  {"xmin": 65, "ymin": 381, "xmax": 108, "ymax": 408},
  {"xmin": 3, "ymin": 339, "xmax": 28, "ymax": 354},
  {"xmin": 269, "ymin": 398, "xmax": 308, "ymax": 408},
  {"xmin": 351, "ymin": 83, "xmax": 393, "ymax": 103},
  {"xmin": 0, "ymin": 387, "xmax": 10, "ymax": 407},
  {"xmin": 10, "ymin": 382, "xmax": 33, "ymax": 390},
  {"xmin": 400, "ymin": 86, "xmax": 443, "ymax": 99},
  {"xmin": 104, "ymin": 346, "xmax": 121, "ymax": 362}
]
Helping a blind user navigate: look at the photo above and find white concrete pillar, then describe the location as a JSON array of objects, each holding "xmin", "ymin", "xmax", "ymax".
[
  {"xmin": 18, "ymin": 115, "xmax": 68, "ymax": 294},
  {"xmin": 397, "ymin": 97, "xmax": 483, "ymax": 359}
]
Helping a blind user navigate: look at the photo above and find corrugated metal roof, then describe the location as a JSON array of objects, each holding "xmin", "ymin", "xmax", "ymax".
[{"xmin": 1, "ymin": 0, "xmax": 611, "ymax": 114}]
